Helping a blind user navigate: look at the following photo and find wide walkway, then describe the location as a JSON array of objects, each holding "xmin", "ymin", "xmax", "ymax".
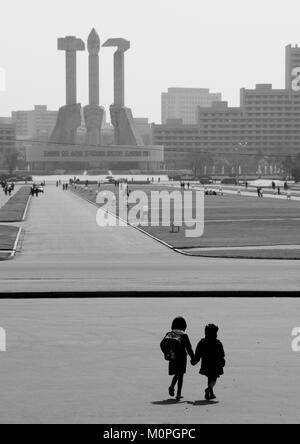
[
  {"xmin": 0, "ymin": 185, "xmax": 299, "ymax": 292},
  {"xmin": 0, "ymin": 297, "xmax": 299, "ymax": 423}
]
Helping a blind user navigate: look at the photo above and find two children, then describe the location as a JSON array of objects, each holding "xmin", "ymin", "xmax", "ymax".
[{"xmin": 160, "ymin": 317, "xmax": 225, "ymax": 401}]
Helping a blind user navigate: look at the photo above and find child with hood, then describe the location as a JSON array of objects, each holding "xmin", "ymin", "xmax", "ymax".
[{"xmin": 192, "ymin": 324, "xmax": 225, "ymax": 400}]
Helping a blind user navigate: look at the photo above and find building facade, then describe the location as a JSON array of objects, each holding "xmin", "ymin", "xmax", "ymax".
[
  {"xmin": 285, "ymin": 44, "xmax": 300, "ymax": 91},
  {"xmin": 153, "ymin": 45, "xmax": 300, "ymax": 172},
  {"xmin": 152, "ymin": 119, "xmax": 200, "ymax": 169},
  {"xmin": 0, "ymin": 118, "xmax": 16, "ymax": 170},
  {"xmin": 133, "ymin": 118, "xmax": 152, "ymax": 145},
  {"xmin": 12, "ymin": 105, "xmax": 58, "ymax": 140},
  {"xmin": 161, "ymin": 88, "xmax": 222, "ymax": 124},
  {"xmin": 26, "ymin": 143, "xmax": 164, "ymax": 172}
]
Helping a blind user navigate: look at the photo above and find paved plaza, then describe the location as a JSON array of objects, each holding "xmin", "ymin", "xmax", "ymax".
[
  {"xmin": 0, "ymin": 297, "xmax": 299, "ymax": 424},
  {"xmin": 0, "ymin": 185, "xmax": 299, "ymax": 292}
]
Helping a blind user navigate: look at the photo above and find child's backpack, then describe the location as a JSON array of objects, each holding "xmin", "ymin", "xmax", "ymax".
[{"xmin": 160, "ymin": 331, "xmax": 183, "ymax": 361}]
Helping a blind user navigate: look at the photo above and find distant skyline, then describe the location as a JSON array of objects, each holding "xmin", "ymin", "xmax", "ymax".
[{"xmin": 1, "ymin": 0, "xmax": 300, "ymax": 122}]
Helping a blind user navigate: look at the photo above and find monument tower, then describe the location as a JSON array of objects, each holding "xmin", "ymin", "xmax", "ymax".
[
  {"xmin": 50, "ymin": 36, "xmax": 85, "ymax": 144},
  {"xmin": 103, "ymin": 38, "xmax": 144, "ymax": 146},
  {"xmin": 83, "ymin": 29, "xmax": 105, "ymax": 146}
]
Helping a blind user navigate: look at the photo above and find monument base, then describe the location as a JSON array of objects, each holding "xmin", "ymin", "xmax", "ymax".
[
  {"xmin": 110, "ymin": 105, "xmax": 144, "ymax": 146},
  {"xmin": 50, "ymin": 104, "xmax": 82, "ymax": 145},
  {"xmin": 83, "ymin": 105, "xmax": 105, "ymax": 146}
]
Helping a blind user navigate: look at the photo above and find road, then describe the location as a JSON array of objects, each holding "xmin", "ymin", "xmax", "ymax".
[
  {"xmin": 0, "ymin": 297, "xmax": 299, "ymax": 424},
  {"xmin": 0, "ymin": 185, "xmax": 299, "ymax": 292}
]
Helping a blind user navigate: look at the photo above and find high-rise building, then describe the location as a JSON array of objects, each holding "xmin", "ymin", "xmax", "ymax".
[
  {"xmin": 161, "ymin": 88, "xmax": 222, "ymax": 124},
  {"xmin": 285, "ymin": 44, "xmax": 300, "ymax": 91},
  {"xmin": 11, "ymin": 105, "xmax": 58, "ymax": 140},
  {"xmin": 0, "ymin": 118, "xmax": 16, "ymax": 169}
]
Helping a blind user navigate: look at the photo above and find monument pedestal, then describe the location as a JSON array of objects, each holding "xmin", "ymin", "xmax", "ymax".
[
  {"xmin": 50, "ymin": 103, "xmax": 82, "ymax": 145},
  {"xmin": 110, "ymin": 105, "xmax": 144, "ymax": 146},
  {"xmin": 83, "ymin": 105, "xmax": 105, "ymax": 146}
]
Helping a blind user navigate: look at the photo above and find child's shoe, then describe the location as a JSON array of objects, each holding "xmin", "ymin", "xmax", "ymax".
[
  {"xmin": 169, "ymin": 386, "xmax": 175, "ymax": 397},
  {"xmin": 209, "ymin": 388, "xmax": 216, "ymax": 400},
  {"xmin": 176, "ymin": 395, "xmax": 183, "ymax": 401},
  {"xmin": 205, "ymin": 388, "xmax": 210, "ymax": 400}
]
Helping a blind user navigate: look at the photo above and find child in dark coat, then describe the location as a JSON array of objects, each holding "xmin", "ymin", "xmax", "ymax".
[
  {"xmin": 192, "ymin": 324, "xmax": 225, "ymax": 400},
  {"xmin": 161, "ymin": 317, "xmax": 194, "ymax": 401}
]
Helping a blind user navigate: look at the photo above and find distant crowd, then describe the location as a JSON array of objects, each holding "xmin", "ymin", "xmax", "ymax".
[
  {"xmin": 30, "ymin": 182, "xmax": 45, "ymax": 197},
  {"xmin": 1, "ymin": 180, "xmax": 15, "ymax": 196}
]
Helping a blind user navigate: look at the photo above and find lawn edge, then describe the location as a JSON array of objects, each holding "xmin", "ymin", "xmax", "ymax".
[{"xmin": 0, "ymin": 226, "xmax": 22, "ymax": 260}]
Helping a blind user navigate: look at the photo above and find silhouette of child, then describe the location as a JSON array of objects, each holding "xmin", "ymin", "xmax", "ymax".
[
  {"xmin": 192, "ymin": 324, "xmax": 225, "ymax": 400},
  {"xmin": 161, "ymin": 317, "xmax": 194, "ymax": 401}
]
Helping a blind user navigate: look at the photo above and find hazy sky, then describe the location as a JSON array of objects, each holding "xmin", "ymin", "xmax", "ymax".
[{"xmin": 1, "ymin": 0, "xmax": 300, "ymax": 122}]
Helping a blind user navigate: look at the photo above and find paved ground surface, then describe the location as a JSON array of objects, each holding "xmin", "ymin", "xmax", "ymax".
[
  {"xmin": 0, "ymin": 297, "xmax": 299, "ymax": 424},
  {"xmin": 0, "ymin": 186, "xmax": 300, "ymax": 292},
  {"xmin": 0, "ymin": 186, "xmax": 299, "ymax": 291}
]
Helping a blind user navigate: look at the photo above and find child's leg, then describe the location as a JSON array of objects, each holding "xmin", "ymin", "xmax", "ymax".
[
  {"xmin": 176, "ymin": 374, "xmax": 184, "ymax": 399},
  {"xmin": 208, "ymin": 378, "xmax": 217, "ymax": 398},
  {"xmin": 169, "ymin": 374, "xmax": 178, "ymax": 397},
  {"xmin": 171, "ymin": 374, "xmax": 179, "ymax": 389}
]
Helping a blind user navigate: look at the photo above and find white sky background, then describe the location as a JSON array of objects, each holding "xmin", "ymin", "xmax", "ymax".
[{"xmin": 1, "ymin": 0, "xmax": 300, "ymax": 122}]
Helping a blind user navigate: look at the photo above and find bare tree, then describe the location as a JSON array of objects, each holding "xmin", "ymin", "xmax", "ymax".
[
  {"xmin": 188, "ymin": 151, "xmax": 213, "ymax": 177},
  {"xmin": 292, "ymin": 154, "xmax": 300, "ymax": 182},
  {"xmin": 281, "ymin": 156, "xmax": 294, "ymax": 180}
]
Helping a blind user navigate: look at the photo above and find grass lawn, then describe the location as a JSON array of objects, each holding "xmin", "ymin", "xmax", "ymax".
[
  {"xmin": 0, "ymin": 225, "xmax": 19, "ymax": 251},
  {"xmin": 71, "ymin": 184, "xmax": 300, "ymax": 257},
  {"xmin": 0, "ymin": 187, "xmax": 31, "ymax": 222},
  {"xmin": 185, "ymin": 248, "xmax": 300, "ymax": 260}
]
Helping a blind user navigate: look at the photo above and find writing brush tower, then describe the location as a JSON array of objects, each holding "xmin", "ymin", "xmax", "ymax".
[{"xmin": 83, "ymin": 28, "xmax": 105, "ymax": 146}]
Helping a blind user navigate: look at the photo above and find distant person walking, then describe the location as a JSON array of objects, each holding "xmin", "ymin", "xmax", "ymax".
[
  {"xmin": 160, "ymin": 317, "xmax": 194, "ymax": 401},
  {"xmin": 192, "ymin": 324, "xmax": 225, "ymax": 401}
]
